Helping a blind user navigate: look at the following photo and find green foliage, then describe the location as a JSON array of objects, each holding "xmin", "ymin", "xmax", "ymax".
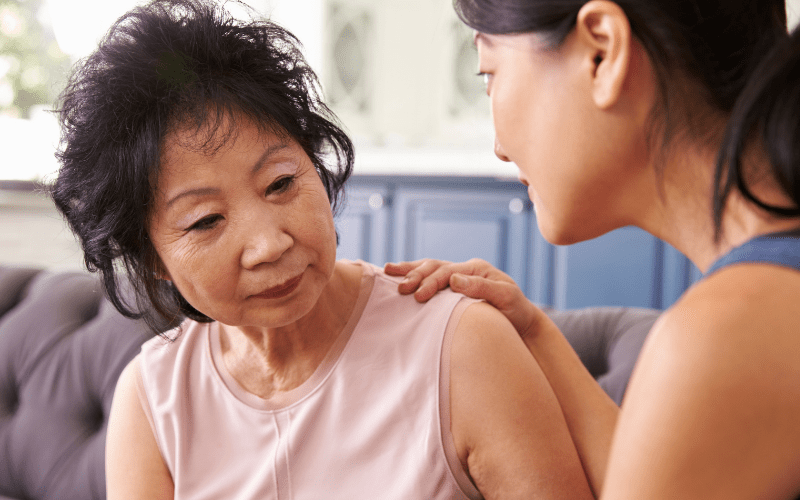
[{"xmin": 0, "ymin": 0, "xmax": 71, "ymax": 118}]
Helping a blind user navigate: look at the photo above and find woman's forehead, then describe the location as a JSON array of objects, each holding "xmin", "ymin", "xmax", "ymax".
[
  {"xmin": 165, "ymin": 111, "xmax": 272, "ymax": 154},
  {"xmin": 159, "ymin": 112, "xmax": 290, "ymax": 169}
]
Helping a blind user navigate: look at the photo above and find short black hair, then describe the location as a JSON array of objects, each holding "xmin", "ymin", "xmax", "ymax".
[{"xmin": 51, "ymin": 0, "xmax": 354, "ymax": 332}]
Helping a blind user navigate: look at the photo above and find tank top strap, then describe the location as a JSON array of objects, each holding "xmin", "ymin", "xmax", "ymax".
[{"xmin": 706, "ymin": 227, "xmax": 800, "ymax": 276}]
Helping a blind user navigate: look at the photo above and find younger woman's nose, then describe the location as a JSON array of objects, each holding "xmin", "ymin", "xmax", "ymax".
[{"xmin": 494, "ymin": 137, "xmax": 510, "ymax": 162}]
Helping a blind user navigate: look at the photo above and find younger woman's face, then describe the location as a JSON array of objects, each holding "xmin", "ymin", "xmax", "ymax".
[
  {"xmin": 476, "ymin": 31, "xmax": 652, "ymax": 244},
  {"xmin": 148, "ymin": 118, "xmax": 338, "ymax": 329}
]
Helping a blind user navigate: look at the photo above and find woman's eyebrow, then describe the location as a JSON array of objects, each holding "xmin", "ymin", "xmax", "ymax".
[
  {"xmin": 165, "ymin": 186, "xmax": 219, "ymax": 209},
  {"xmin": 165, "ymin": 141, "xmax": 292, "ymax": 208},
  {"xmin": 251, "ymin": 140, "xmax": 291, "ymax": 176}
]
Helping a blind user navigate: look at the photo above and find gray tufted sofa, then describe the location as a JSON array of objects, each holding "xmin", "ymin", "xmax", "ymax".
[{"xmin": 0, "ymin": 264, "xmax": 660, "ymax": 500}]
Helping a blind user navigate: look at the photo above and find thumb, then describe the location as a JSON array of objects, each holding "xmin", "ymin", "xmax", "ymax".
[
  {"xmin": 449, "ymin": 273, "xmax": 472, "ymax": 292},
  {"xmin": 450, "ymin": 273, "xmax": 537, "ymax": 338},
  {"xmin": 450, "ymin": 273, "xmax": 497, "ymax": 301}
]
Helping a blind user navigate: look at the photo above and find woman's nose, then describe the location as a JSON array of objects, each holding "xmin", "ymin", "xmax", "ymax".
[
  {"xmin": 494, "ymin": 137, "xmax": 510, "ymax": 162},
  {"xmin": 240, "ymin": 219, "xmax": 293, "ymax": 269}
]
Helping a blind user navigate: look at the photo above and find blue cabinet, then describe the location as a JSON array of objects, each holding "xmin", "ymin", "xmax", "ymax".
[
  {"xmin": 335, "ymin": 179, "xmax": 391, "ymax": 265},
  {"xmin": 336, "ymin": 175, "xmax": 700, "ymax": 310},
  {"xmin": 549, "ymin": 227, "xmax": 664, "ymax": 309},
  {"xmin": 392, "ymin": 183, "xmax": 531, "ymax": 294}
]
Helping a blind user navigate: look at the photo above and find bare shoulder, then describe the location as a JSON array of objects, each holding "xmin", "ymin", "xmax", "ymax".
[
  {"xmin": 106, "ymin": 356, "xmax": 174, "ymax": 500},
  {"xmin": 451, "ymin": 301, "xmax": 521, "ymax": 360},
  {"xmin": 653, "ymin": 263, "xmax": 800, "ymax": 375},
  {"xmin": 604, "ymin": 264, "xmax": 800, "ymax": 499},
  {"xmin": 450, "ymin": 301, "xmax": 593, "ymax": 499}
]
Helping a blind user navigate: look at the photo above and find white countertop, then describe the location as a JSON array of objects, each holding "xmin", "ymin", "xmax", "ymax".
[
  {"xmin": 351, "ymin": 146, "xmax": 519, "ymax": 178},
  {"xmin": 1, "ymin": 114, "xmax": 520, "ymax": 181}
]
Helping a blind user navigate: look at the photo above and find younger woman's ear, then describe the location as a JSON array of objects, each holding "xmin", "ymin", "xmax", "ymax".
[{"xmin": 575, "ymin": 0, "xmax": 632, "ymax": 109}]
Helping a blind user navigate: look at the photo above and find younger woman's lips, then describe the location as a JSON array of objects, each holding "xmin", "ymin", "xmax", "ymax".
[{"xmin": 252, "ymin": 274, "xmax": 303, "ymax": 299}]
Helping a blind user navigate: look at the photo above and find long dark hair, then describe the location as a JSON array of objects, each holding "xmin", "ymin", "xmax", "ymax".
[
  {"xmin": 52, "ymin": 0, "xmax": 354, "ymax": 333},
  {"xmin": 454, "ymin": 0, "xmax": 799, "ymax": 235}
]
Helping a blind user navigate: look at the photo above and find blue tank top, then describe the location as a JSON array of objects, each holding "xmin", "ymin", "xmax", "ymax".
[
  {"xmin": 707, "ymin": 228, "xmax": 800, "ymax": 500},
  {"xmin": 705, "ymin": 227, "xmax": 800, "ymax": 275}
]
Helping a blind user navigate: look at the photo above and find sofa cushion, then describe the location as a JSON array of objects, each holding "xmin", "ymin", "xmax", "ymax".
[
  {"xmin": 547, "ymin": 306, "xmax": 659, "ymax": 405},
  {"xmin": 0, "ymin": 267, "xmax": 154, "ymax": 500}
]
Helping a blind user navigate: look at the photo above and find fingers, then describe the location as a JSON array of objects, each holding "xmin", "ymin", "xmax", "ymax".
[
  {"xmin": 385, "ymin": 257, "xmax": 514, "ymax": 301},
  {"xmin": 384, "ymin": 260, "xmax": 425, "ymax": 276},
  {"xmin": 412, "ymin": 267, "xmax": 458, "ymax": 302},
  {"xmin": 449, "ymin": 273, "xmax": 516, "ymax": 308},
  {"xmin": 385, "ymin": 259, "xmax": 452, "ymax": 296},
  {"xmin": 387, "ymin": 260, "xmax": 541, "ymax": 340},
  {"xmin": 449, "ymin": 273, "xmax": 540, "ymax": 338}
]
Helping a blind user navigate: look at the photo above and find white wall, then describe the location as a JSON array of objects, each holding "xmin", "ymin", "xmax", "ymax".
[
  {"xmin": 3, "ymin": 0, "xmax": 800, "ymax": 182},
  {"xmin": 790, "ymin": 0, "xmax": 800, "ymax": 29},
  {"xmin": 0, "ymin": 190, "xmax": 84, "ymax": 270}
]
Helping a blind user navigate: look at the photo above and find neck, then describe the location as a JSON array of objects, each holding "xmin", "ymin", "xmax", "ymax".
[
  {"xmin": 636, "ymin": 144, "xmax": 800, "ymax": 272},
  {"xmin": 219, "ymin": 261, "xmax": 362, "ymax": 398}
]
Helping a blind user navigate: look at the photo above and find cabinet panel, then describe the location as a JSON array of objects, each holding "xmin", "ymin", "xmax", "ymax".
[
  {"xmin": 336, "ymin": 175, "xmax": 700, "ymax": 310},
  {"xmin": 549, "ymin": 226, "xmax": 665, "ymax": 310},
  {"xmin": 392, "ymin": 185, "xmax": 531, "ymax": 293},
  {"xmin": 334, "ymin": 183, "xmax": 390, "ymax": 265}
]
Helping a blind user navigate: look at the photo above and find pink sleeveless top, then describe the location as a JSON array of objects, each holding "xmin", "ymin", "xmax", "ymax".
[{"xmin": 136, "ymin": 261, "xmax": 483, "ymax": 499}]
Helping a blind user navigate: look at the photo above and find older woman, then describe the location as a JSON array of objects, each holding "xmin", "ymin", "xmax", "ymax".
[
  {"xmin": 51, "ymin": 1, "xmax": 593, "ymax": 498},
  {"xmin": 390, "ymin": 0, "xmax": 800, "ymax": 498}
]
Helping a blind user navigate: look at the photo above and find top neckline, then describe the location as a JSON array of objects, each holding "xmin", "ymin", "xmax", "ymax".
[
  {"xmin": 705, "ymin": 227, "xmax": 800, "ymax": 276},
  {"xmin": 207, "ymin": 260, "xmax": 376, "ymax": 411}
]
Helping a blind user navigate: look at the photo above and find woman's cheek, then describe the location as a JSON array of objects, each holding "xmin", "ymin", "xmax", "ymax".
[{"xmin": 165, "ymin": 234, "xmax": 221, "ymax": 282}]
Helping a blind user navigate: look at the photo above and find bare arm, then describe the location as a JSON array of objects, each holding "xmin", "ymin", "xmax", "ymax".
[
  {"xmin": 388, "ymin": 259, "xmax": 619, "ymax": 494},
  {"xmin": 602, "ymin": 267, "xmax": 800, "ymax": 499},
  {"xmin": 450, "ymin": 301, "xmax": 594, "ymax": 499},
  {"xmin": 106, "ymin": 357, "xmax": 174, "ymax": 500}
]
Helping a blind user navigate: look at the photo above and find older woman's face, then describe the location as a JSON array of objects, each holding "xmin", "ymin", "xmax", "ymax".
[{"xmin": 148, "ymin": 118, "xmax": 338, "ymax": 329}]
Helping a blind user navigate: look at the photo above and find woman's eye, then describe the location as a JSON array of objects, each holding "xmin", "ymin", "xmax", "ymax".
[
  {"xmin": 266, "ymin": 175, "xmax": 296, "ymax": 196},
  {"xmin": 186, "ymin": 215, "xmax": 222, "ymax": 232}
]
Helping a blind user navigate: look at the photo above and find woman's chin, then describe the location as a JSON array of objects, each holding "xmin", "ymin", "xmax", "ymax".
[{"xmin": 537, "ymin": 217, "xmax": 602, "ymax": 246}]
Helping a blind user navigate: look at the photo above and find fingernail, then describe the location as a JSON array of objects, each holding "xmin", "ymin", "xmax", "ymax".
[{"xmin": 451, "ymin": 274, "xmax": 466, "ymax": 287}]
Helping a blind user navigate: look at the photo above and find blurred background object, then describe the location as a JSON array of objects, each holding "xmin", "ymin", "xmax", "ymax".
[
  {"xmin": 0, "ymin": 0, "xmax": 70, "ymax": 120},
  {"xmin": 3, "ymin": 0, "xmax": 800, "ymax": 181},
  {"xmin": 1, "ymin": 0, "xmax": 799, "ymax": 287},
  {"xmin": 1, "ymin": 0, "xmax": 508, "ymax": 182}
]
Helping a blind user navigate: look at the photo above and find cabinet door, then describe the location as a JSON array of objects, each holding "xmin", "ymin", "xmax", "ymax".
[
  {"xmin": 338, "ymin": 175, "xmax": 702, "ymax": 310},
  {"xmin": 392, "ymin": 185, "xmax": 532, "ymax": 293},
  {"xmin": 335, "ymin": 183, "xmax": 390, "ymax": 265},
  {"xmin": 543, "ymin": 226, "xmax": 692, "ymax": 310}
]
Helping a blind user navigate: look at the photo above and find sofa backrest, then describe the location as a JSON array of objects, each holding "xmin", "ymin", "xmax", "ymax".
[{"xmin": 0, "ymin": 266, "xmax": 154, "ymax": 500}]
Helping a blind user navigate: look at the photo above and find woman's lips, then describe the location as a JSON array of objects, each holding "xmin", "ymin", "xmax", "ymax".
[{"xmin": 252, "ymin": 274, "xmax": 303, "ymax": 299}]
